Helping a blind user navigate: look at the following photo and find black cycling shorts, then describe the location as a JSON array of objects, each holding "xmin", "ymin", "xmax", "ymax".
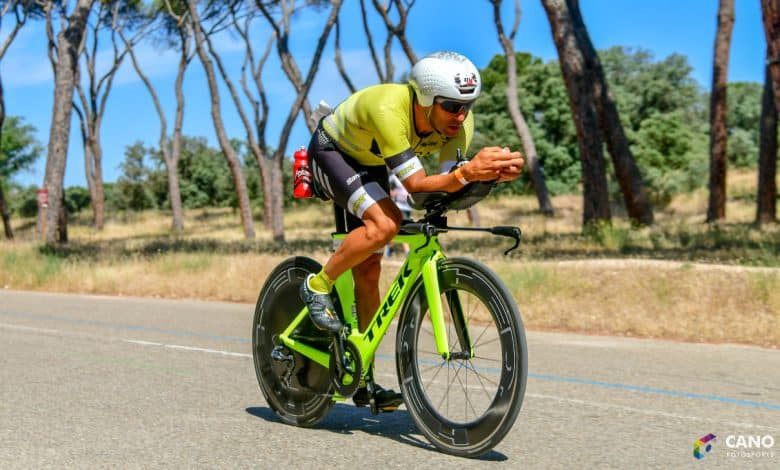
[{"xmin": 307, "ymin": 126, "xmax": 390, "ymax": 232}]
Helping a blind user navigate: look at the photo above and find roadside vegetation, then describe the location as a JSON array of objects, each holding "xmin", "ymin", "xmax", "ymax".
[{"xmin": 2, "ymin": 169, "xmax": 777, "ymax": 348}]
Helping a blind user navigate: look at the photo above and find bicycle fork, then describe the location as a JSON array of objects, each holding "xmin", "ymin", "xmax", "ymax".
[{"xmin": 421, "ymin": 257, "xmax": 474, "ymax": 361}]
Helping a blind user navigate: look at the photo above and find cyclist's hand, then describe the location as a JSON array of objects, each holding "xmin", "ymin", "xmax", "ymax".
[
  {"xmin": 497, "ymin": 147, "xmax": 524, "ymax": 183},
  {"xmin": 463, "ymin": 146, "xmax": 524, "ymax": 182}
]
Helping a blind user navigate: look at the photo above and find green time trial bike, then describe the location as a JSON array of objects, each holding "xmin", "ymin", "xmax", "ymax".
[{"xmin": 252, "ymin": 182, "xmax": 528, "ymax": 458}]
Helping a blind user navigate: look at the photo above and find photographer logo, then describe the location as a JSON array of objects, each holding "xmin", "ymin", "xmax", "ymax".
[{"xmin": 693, "ymin": 433, "xmax": 716, "ymax": 460}]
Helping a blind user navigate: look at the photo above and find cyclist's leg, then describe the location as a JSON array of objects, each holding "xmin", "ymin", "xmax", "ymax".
[
  {"xmin": 352, "ymin": 252, "xmax": 382, "ymax": 332},
  {"xmin": 323, "ymin": 198, "xmax": 400, "ymax": 293},
  {"xmin": 308, "ymin": 130, "xmax": 403, "ymax": 410},
  {"xmin": 306, "ymin": 129, "xmax": 400, "ymax": 331},
  {"xmin": 309, "ymin": 128, "xmax": 401, "ymax": 284}
]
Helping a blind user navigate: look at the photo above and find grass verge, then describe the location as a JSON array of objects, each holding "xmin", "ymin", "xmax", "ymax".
[{"xmin": 2, "ymin": 170, "xmax": 778, "ymax": 348}]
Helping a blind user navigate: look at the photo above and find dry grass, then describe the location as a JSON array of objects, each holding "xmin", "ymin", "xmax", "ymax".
[{"xmin": 2, "ymin": 169, "xmax": 778, "ymax": 348}]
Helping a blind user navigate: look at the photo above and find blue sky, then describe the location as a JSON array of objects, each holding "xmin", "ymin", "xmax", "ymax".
[{"xmin": 1, "ymin": 0, "xmax": 766, "ymax": 188}]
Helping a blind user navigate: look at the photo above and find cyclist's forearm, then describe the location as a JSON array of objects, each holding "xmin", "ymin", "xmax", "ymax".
[{"xmin": 403, "ymin": 170, "xmax": 465, "ymax": 193}]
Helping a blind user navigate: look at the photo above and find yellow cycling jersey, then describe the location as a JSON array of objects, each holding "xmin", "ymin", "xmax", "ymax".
[{"xmin": 321, "ymin": 84, "xmax": 473, "ymax": 168}]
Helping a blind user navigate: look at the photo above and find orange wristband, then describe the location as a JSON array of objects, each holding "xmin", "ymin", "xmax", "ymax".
[{"xmin": 454, "ymin": 167, "xmax": 469, "ymax": 185}]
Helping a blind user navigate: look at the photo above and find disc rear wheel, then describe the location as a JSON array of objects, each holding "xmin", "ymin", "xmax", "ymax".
[{"xmin": 252, "ymin": 256, "xmax": 334, "ymax": 427}]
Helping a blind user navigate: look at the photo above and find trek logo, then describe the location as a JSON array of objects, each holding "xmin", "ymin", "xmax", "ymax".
[
  {"xmin": 365, "ymin": 263, "xmax": 413, "ymax": 342},
  {"xmin": 454, "ymin": 72, "xmax": 478, "ymax": 94}
]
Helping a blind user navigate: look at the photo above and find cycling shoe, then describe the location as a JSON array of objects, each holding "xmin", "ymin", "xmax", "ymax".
[
  {"xmin": 300, "ymin": 274, "xmax": 343, "ymax": 332},
  {"xmin": 353, "ymin": 384, "xmax": 403, "ymax": 412}
]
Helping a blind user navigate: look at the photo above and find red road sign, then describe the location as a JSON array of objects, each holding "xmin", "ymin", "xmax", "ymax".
[{"xmin": 37, "ymin": 189, "xmax": 48, "ymax": 208}]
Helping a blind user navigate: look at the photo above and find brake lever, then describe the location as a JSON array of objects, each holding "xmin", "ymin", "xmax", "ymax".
[{"xmin": 490, "ymin": 226, "xmax": 522, "ymax": 256}]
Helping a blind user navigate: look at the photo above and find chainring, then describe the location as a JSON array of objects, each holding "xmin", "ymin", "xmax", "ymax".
[{"xmin": 329, "ymin": 340, "xmax": 362, "ymax": 397}]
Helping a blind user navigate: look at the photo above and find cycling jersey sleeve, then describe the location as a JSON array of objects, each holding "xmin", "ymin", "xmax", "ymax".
[{"xmin": 385, "ymin": 149, "xmax": 423, "ymax": 181}]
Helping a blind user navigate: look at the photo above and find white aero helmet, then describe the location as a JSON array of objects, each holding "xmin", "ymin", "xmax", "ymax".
[{"xmin": 409, "ymin": 51, "xmax": 481, "ymax": 107}]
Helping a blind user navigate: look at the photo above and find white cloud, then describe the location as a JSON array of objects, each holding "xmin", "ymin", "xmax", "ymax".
[{"xmin": 0, "ymin": 23, "xmax": 54, "ymax": 86}]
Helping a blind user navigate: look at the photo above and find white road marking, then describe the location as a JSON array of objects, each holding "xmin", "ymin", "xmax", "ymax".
[
  {"xmin": 164, "ymin": 344, "xmax": 251, "ymax": 358},
  {"xmin": 5, "ymin": 322, "xmax": 776, "ymax": 431},
  {"xmin": 526, "ymin": 392, "xmax": 779, "ymax": 431},
  {"xmin": 122, "ymin": 338, "xmax": 251, "ymax": 358},
  {"xmin": 123, "ymin": 339, "xmax": 163, "ymax": 346},
  {"xmin": 0, "ymin": 323, "xmax": 59, "ymax": 334}
]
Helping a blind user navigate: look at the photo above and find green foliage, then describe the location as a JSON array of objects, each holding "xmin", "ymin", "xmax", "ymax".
[
  {"xmin": 599, "ymin": 48, "xmax": 702, "ymax": 131},
  {"xmin": 474, "ymin": 53, "xmax": 580, "ymax": 196},
  {"xmin": 115, "ymin": 142, "xmax": 156, "ymax": 211},
  {"xmin": 10, "ymin": 185, "xmax": 40, "ymax": 218},
  {"xmin": 584, "ymin": 220, "xmax": 633, "ymax": 252},
  {"xmin": 726, "ymin": 82, "xmax": 762, "ymax": 167},
  {"xmin": 10, "ymin": 184, "xmax": 93, "ymax": 217},
  {"xmin": 1, "ymin": 116, "xmax": 42, "ymax": 179},
  {"xmin": 473, "ymin": 47, "xmax": 761, "ymax": 206},
  {"xmin": 629, "ymin": 111, "xmax": 708, "ymax": 206},
  {"xmin": 107, "ymin": 136, "xmax": 301, "ymax": 215},
  {"xmin": 64, "ymin": 186, "xmax": 92, "ymax": 214}
]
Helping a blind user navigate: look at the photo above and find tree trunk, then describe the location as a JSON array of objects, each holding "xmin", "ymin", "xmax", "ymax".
[
  {"xmin": 0, "ymin": 181, "xmax": 13, "ymax": 239},
  {"xmin": 491, "ymin": 0, "xmax": 554, "ymax": 216},
  {"xmin": 567, "ymin": 0, "xmax": 654, "ymax": 225},
  {"xmin": 270, "ymin": 159, "xmax": 284, "ymax": 242},
  {"xmin": 0, "ymin": 73, "xmax": 11, "ymax": 239},
  {"xmin": 757, "ymin": 65, "xmax": 778, "ymax": 225},
  {"xmin": 259, "ymin": 0, "xmax": 343, "ymax": 242},
  {"xmin": 124, "ymin": 24, "xmax": 187, "ymax": 233},
  {"xmin": 707, "ymin": 0, "xmax": 734, "ymax": 223},
  {"xmin": 0, "ymin": 3, "xmax": 26, "ymax": 238},
  {"xmin": 541, "ymin": 0, "xmax": 610, "ymax": 226},
  {"xmin": 202, "ymin": 18, "xmax": 274, "ymax": 232},
  {"xmin": 57, "ymin": 188, "xmax": 68, "ymax": 243},
  {"xmin": 761, "ymin": 0, "xmax": 780, "ymax": 113},
  {"xmin": 90, "ymin": 134, "xmax": 105, "ymax": 229},
  {"xmin": 168, "ymin": 65, "xmax": 186, "ymax": 233},
  {"xmin": 333, "ymin": 17, "xmax": 356, "ymax": 93},
  {"xmin": 43, "ymin": 0, "xmax": 95, "ymax": 245},
  {"xmin": 188, "ymin": 0, "xmax": 254, "ymax": 239}
]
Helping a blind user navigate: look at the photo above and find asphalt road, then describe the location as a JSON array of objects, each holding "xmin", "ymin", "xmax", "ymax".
[{"xmin": 1, "ymin": 290, "xmax": 777, "ymax": 469}]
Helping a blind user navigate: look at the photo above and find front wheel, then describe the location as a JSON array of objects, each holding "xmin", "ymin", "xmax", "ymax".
[{"xmin": 396, "ymin": 257, "xmax": 528, "ymax": 458}]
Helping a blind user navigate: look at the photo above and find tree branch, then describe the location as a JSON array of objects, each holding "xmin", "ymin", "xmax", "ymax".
[{"xmin": 333, "ymin": 15, "xmax": 356, "ymax": 92}]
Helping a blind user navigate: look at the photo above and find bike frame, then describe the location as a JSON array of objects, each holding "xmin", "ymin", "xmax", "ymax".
[{"xmin": 277, "ymin": 231, "xmax": 472, "ymax": 381}]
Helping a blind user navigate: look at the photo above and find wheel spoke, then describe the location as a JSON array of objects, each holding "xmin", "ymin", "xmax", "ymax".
[
  {"xmin": 473, "ymin": 333, "xmax": 502, "ymax": 350},
  {"xmin": 472, "ymin": 355, "xmax": 501, "ymax": 363},
  {"xmin": 400, "ymin": 262, "xmax": 527, "ymax": 457},
  {"xmin": 434, "ymin": 360, "xmax": 459, "ymax": 413},
  {"xmin": 422, "ymin": 359, "xmax": 446, "ymax": 397},
  {"xmin": 453, "ymin": 362, "xmax": 480, "ymax": 420},
  {"xmin": 465, "ymin": 360, "xmax": 500, "ymax": 393},
  {"xmin": 418, "ymin": 360, "xmax": 446, "ymax": 375},
  {"xmin": 471, "ymin": 324, "xmax": 491, "ymax": 348}
]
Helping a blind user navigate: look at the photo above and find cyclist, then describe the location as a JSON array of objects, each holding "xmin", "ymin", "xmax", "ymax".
[{"xmin": 301, "ymin": 51, "xmax": 524, "ymax": 411}]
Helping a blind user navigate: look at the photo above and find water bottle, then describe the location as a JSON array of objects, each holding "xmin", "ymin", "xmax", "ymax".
[{"xmin": 293, "ymin": 146, "xmax": 313, "ymax": 198}]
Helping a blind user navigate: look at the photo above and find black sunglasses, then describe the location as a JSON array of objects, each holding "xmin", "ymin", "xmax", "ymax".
[{"xmin": 435, "ymin": 97, "xmax": 474, "ymax": 114}]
